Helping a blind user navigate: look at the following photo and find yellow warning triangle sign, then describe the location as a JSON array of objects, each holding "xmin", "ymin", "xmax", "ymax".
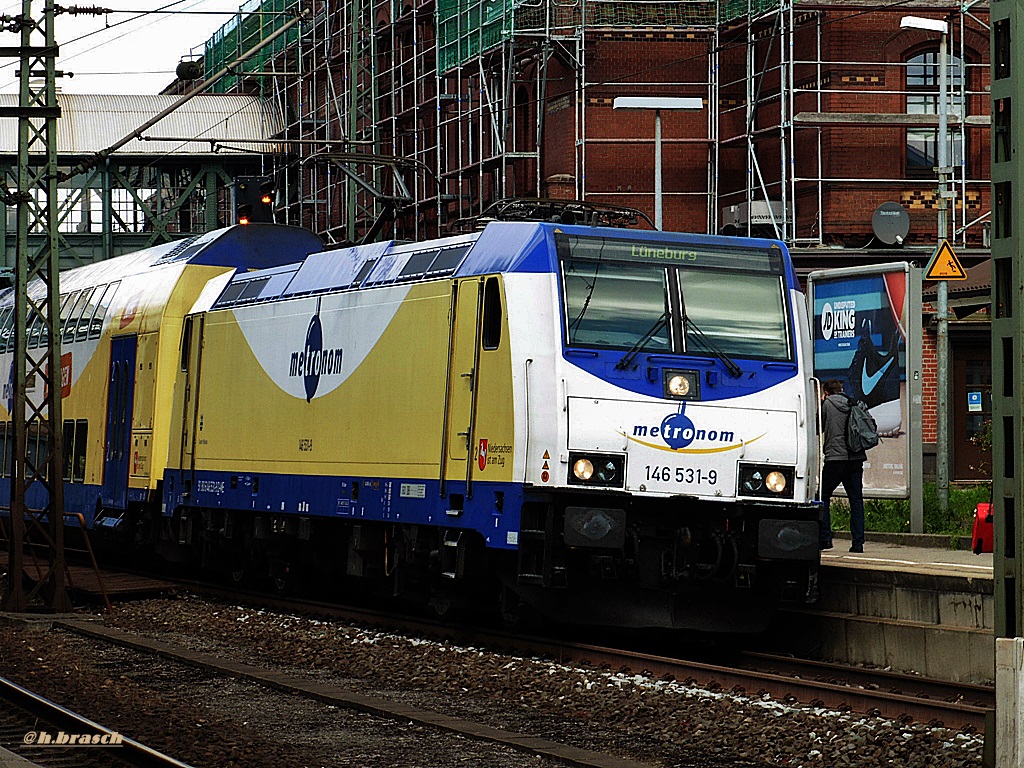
[{"xmin": 924, "ymin": 240, "xmax": 967, "ymax": 281}]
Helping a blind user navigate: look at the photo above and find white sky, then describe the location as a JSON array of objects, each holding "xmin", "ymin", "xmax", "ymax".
[{"xmin": 0, "ymin": 0, "xmax": 243, "ymax": 94}]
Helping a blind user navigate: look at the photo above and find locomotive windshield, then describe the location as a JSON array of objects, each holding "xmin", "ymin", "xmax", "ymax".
[{"xmin": 557, "ymin": 233, "xmax": 792, "ymax": 361}]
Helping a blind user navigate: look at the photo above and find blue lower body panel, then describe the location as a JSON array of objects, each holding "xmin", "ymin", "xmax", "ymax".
[
  {"xmin": 163, "ymin": 470, "xmax": 524, "ymax": 550},
  {"xmin": 0, "ymin": 478, "xmax": 103, "ymax": 528}
]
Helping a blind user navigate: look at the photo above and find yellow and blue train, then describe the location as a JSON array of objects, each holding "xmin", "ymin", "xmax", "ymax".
[{"xmin": 0, "ymin": 217, "xmax": 821, "ymax": 631}]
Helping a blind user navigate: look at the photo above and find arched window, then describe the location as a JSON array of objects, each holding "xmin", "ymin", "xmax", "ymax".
[{"xmin": 906, "ymin": 49, "xmax": 965, "ymax": 177}]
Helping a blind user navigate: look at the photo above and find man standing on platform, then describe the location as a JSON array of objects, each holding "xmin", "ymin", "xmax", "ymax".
[{"xmin": 819, "ymin": 379, "xmax": 867, "ymax": 553}]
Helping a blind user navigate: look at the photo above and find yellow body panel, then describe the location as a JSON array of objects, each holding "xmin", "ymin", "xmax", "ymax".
[
  {"xmin": 174, "ymin": 278, "xmax": 516, "ymax": 485},
  {"xmin": 136, "ymin": 266, "xmax": 228, "ymax": 489}
]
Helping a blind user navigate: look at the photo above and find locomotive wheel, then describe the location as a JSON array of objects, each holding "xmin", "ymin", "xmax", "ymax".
[
  {"xmin": 499, "ymin": 585, "xmax": 531, "ymax": 631},
  {"xmin": 270, "ymin": 561, "xmax": 292, "ymax": 595},
  {"xmin": 429, "ymin": 594, "xmax": 454, "ymax": 620}
]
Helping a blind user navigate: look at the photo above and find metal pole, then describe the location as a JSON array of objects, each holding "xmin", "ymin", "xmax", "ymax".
[
  {"xmin": 654, "ymin": 109, "xmax": 662, "ymax": 230},
  {"xmin": 936, "ymin": 31, "xmax": 949, "ymax": 515}
]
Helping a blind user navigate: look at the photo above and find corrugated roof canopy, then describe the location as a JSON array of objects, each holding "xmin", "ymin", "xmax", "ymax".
[{"xmin": 0, "ymin": 93, "xmax": 284, "ymax": 155}]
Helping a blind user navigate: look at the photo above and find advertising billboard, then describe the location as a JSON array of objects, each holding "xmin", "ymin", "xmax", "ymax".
[{"xmin": 808, "ymin": 263, "xmax": 922, "ymax": 500}]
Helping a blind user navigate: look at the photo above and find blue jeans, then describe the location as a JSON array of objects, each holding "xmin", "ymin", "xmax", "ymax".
[{"xmin": 820, "ymin": 460, "xmax": 865, "ymax": 548}]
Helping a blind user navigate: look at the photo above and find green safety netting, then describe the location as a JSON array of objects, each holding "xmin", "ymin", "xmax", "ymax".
[
  {"xmin": 202, "ymin": 0, "xmax": 780, "ymax": 81},
  {"xmin": 718, "ymin": 0, "xmax": 780, "ymax": 23},
  {"xmin": 437, "ymin": 0, "xmax": 511, "ymax": 72},
  {"xmin": 438, "ymin": 0, "xmax": 780, "ymax": 71},
  {"xmin": 204, "ymin": 0, "xmax": 302, "ymax": 93}
]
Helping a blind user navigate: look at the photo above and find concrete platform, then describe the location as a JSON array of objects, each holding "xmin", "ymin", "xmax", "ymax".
[{"xmin": 782, "ymin": 534, "xmax": 995, "ymax": 684}]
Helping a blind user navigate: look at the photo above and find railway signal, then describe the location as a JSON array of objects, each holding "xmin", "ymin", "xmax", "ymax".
[{"xmin": 235, "ymin": 176, "xmax": 275, "ymax": 224}]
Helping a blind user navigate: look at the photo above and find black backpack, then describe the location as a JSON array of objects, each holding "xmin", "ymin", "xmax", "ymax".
[{"xmin": 845, "ymin": 396, "xmax": 880, "ymax": 453}]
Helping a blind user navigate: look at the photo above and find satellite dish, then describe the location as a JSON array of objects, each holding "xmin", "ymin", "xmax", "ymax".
[{"xmin": 871, "ymin": 202, "xmax": 910, "ymax": 246}]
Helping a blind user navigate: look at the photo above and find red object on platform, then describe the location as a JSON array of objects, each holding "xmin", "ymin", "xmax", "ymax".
[{"xmin": 973, "ymin": 502, "xmax": 993, "ymax": 554}]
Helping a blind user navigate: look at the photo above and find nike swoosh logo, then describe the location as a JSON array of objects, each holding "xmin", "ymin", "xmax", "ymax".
[{"xmin": 861, "ymin": 357, "xmax": 895, "ymax": 397}]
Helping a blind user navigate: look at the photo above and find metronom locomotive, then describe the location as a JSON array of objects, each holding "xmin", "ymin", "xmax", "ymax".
[{"xmin": 0, "ymin": 208, "xmax": 821, "ymax": 632}]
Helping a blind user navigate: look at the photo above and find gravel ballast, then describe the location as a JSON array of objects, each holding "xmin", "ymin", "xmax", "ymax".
[{"xmin": 0, "ymin": 594, "xmax": 985, "ymax": 767}]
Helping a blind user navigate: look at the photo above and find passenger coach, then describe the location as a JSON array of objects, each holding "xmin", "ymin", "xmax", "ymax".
[{"xmin": 0, "ymin": 224, "xmax": 322, "ymax": 526}]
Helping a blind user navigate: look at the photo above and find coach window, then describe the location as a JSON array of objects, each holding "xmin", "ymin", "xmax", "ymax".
[
  {"xmin": 906, "ymin": 48, "xmax": 965, "ymax": 178},
  {"xmin": 73, "ymin": 420, "xmax": 87, "ymax": 483},
  {"xmin": 27, "ymin": 308, "xmax": 44, "ymax": 348},
  {"xmin": 88, "ymin": 282, "xmax": 119, "ymax": 339},
  {"xmin": 62, "ymin": 419, "xmax": 89, "ymax": 482},
  {"xmin": 0, "ymin": 305, "xmax": 13, "ymax": 352},
  {"xmin": 482, "ymin": 277, "xmax": 502, "ymax": 350},
  {"xmin": 76, "ymin": 286, "xmax": 103, "ymax": 342},
  {"xmin": 59, "ymin": 291, "xmax": 78, "ymax": 341},
  {"xmin": 62, "ymin": 420, "xmax": 74, "ymax": 481},
  {"xmin": 63, "ymin": 287, "xmax": 94, "ymax": 343},
  {"xmin": 26, "ymin": 423, "xmax": 41, "ymax": 480}
]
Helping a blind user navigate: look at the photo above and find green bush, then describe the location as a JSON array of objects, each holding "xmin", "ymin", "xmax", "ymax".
[{"xmin": 828, "ymin": 482, "xmax": 990, "ymax": 538}]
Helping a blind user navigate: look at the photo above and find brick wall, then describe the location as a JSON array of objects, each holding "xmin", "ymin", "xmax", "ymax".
[
  {"xmin": 557, "ymin": 5, "xmax": 991, "ymax": 242},
  {"xmin": 922, "ymin": 321, "xmax": 938, "ymax": 444}
]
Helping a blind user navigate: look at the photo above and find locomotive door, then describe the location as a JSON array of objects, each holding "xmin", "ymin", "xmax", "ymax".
[
  {"xmin": 178, "ymin": 315, "xmax": 205, "ymax": 480},
  {"xmin": 101, "ymin": 335, "xmax": 137, "ymax": 509},
  {"xmin": 443, "ymin": 279, "xmax": 483, "ymax": 490}
]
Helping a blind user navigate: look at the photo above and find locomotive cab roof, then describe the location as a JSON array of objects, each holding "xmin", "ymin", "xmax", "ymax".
[{"xmin": 208, "ymin": 220, "xmax": 798, "ymax": 312}]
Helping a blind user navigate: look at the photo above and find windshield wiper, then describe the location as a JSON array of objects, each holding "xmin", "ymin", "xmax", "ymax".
[
  {"xmin": 566, "ymin": 241, "xmax": 606, "ymax": 344},
  {"xmin": 682, "ymin": 311, "xmax": 742, "ymax": 378},
  {"xmin": 615, "ymin": 312, "xmax": 668, "ymax": 371}
]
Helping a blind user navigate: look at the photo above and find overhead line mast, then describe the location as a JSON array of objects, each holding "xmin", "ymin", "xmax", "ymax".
[{"xmin": 0, "ymin": 0, "xmax": 68, "ymax": 612}]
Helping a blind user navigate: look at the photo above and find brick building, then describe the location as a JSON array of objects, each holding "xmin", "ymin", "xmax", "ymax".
[{"xmin": 184, "ymin": 0, "xmax": 992, "ymax": 479}]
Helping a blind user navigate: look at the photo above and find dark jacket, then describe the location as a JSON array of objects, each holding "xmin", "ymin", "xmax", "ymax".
[{"xmin": 821, "ymin": 393, "xmax": 867, "ymax": 462}]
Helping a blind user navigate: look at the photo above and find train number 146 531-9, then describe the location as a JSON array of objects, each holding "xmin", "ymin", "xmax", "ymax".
[{"xmin": 644, "ymin": 465, "xmax": 718, "ymax": 485}]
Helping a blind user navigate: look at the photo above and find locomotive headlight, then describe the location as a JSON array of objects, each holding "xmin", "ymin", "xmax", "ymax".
[
  {"xmin": 573, "ymin": 458, "xmax": 595, "ymax": 481},
  {"xmin": 765, "ymin": 471, "xmax": 787, "ymax": 494},
  {"xmin": 568, "ymin": 453, "xmax": 626, "ymax": 488},
  {"xmin": 667, "ymin": 374, "xmax": 690, "ymax": 397},
  {"xmin": 738, "ymin": 463, "xmax": 795, "ymax": 499},
  {"xmin": 663, "ymin": 369, "xmax": 699, "ymax": 401},
  {"xmin": 595, "ymin": 460, "xmax": 618, "ymax": 484},
  {"xmin": 742, "ymin": 470, "xmax": 764, "ymax": 493}
]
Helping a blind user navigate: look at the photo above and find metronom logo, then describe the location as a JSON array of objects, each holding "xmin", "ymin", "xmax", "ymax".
[{"xmin": 23, "ymin": 730, "xmax": 123, "ymax": 746}]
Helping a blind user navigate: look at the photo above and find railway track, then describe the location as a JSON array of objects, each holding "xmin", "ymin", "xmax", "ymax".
[
  {"xmin": 210, "ymin": 583, "xmax": 993, "ymax": 730},
  {"xmin": 77, "ymin": 577, "xmax": 994, "ymax": 734},
  {"xmin": 7, "ymin": 550, "xmax": 996, "ymax": 735},
  {"xmin": 54, "ymin": 619, "xmax": 656, "ymax": 768},
  {"xmin": 0, "ymin": 674, "xmax": 195, "ymax": 768}
]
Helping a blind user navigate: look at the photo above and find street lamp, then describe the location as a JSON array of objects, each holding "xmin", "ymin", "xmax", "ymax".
[
  {"xmin": 901, "ymin": 15, "xmax": 951, "ymax": 514},
  {"xmin": 612, "ymin": 96, "xmax": 704, "ymax": 230}
]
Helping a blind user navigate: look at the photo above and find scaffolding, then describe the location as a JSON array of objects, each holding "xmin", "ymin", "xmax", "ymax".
[
  {"xmin": 199, "ymin": 0, "xmax": 991, "ymax": 249},
  {"xmin": 718, "ymin": 0, "xmax": 990, "ymax": 248}
]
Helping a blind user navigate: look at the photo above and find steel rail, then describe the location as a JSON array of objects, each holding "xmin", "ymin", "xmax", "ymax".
[
  {"xmin": 54, "ymin": 620, "xmax": 655, "ymax": 768},
  {"xmin": 93, "ymin": 580, "xmax": 994, "ymax": 733},
  {"xmin": 0, "ymin": 675, "xmax": 196, "ymax": 768}
]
